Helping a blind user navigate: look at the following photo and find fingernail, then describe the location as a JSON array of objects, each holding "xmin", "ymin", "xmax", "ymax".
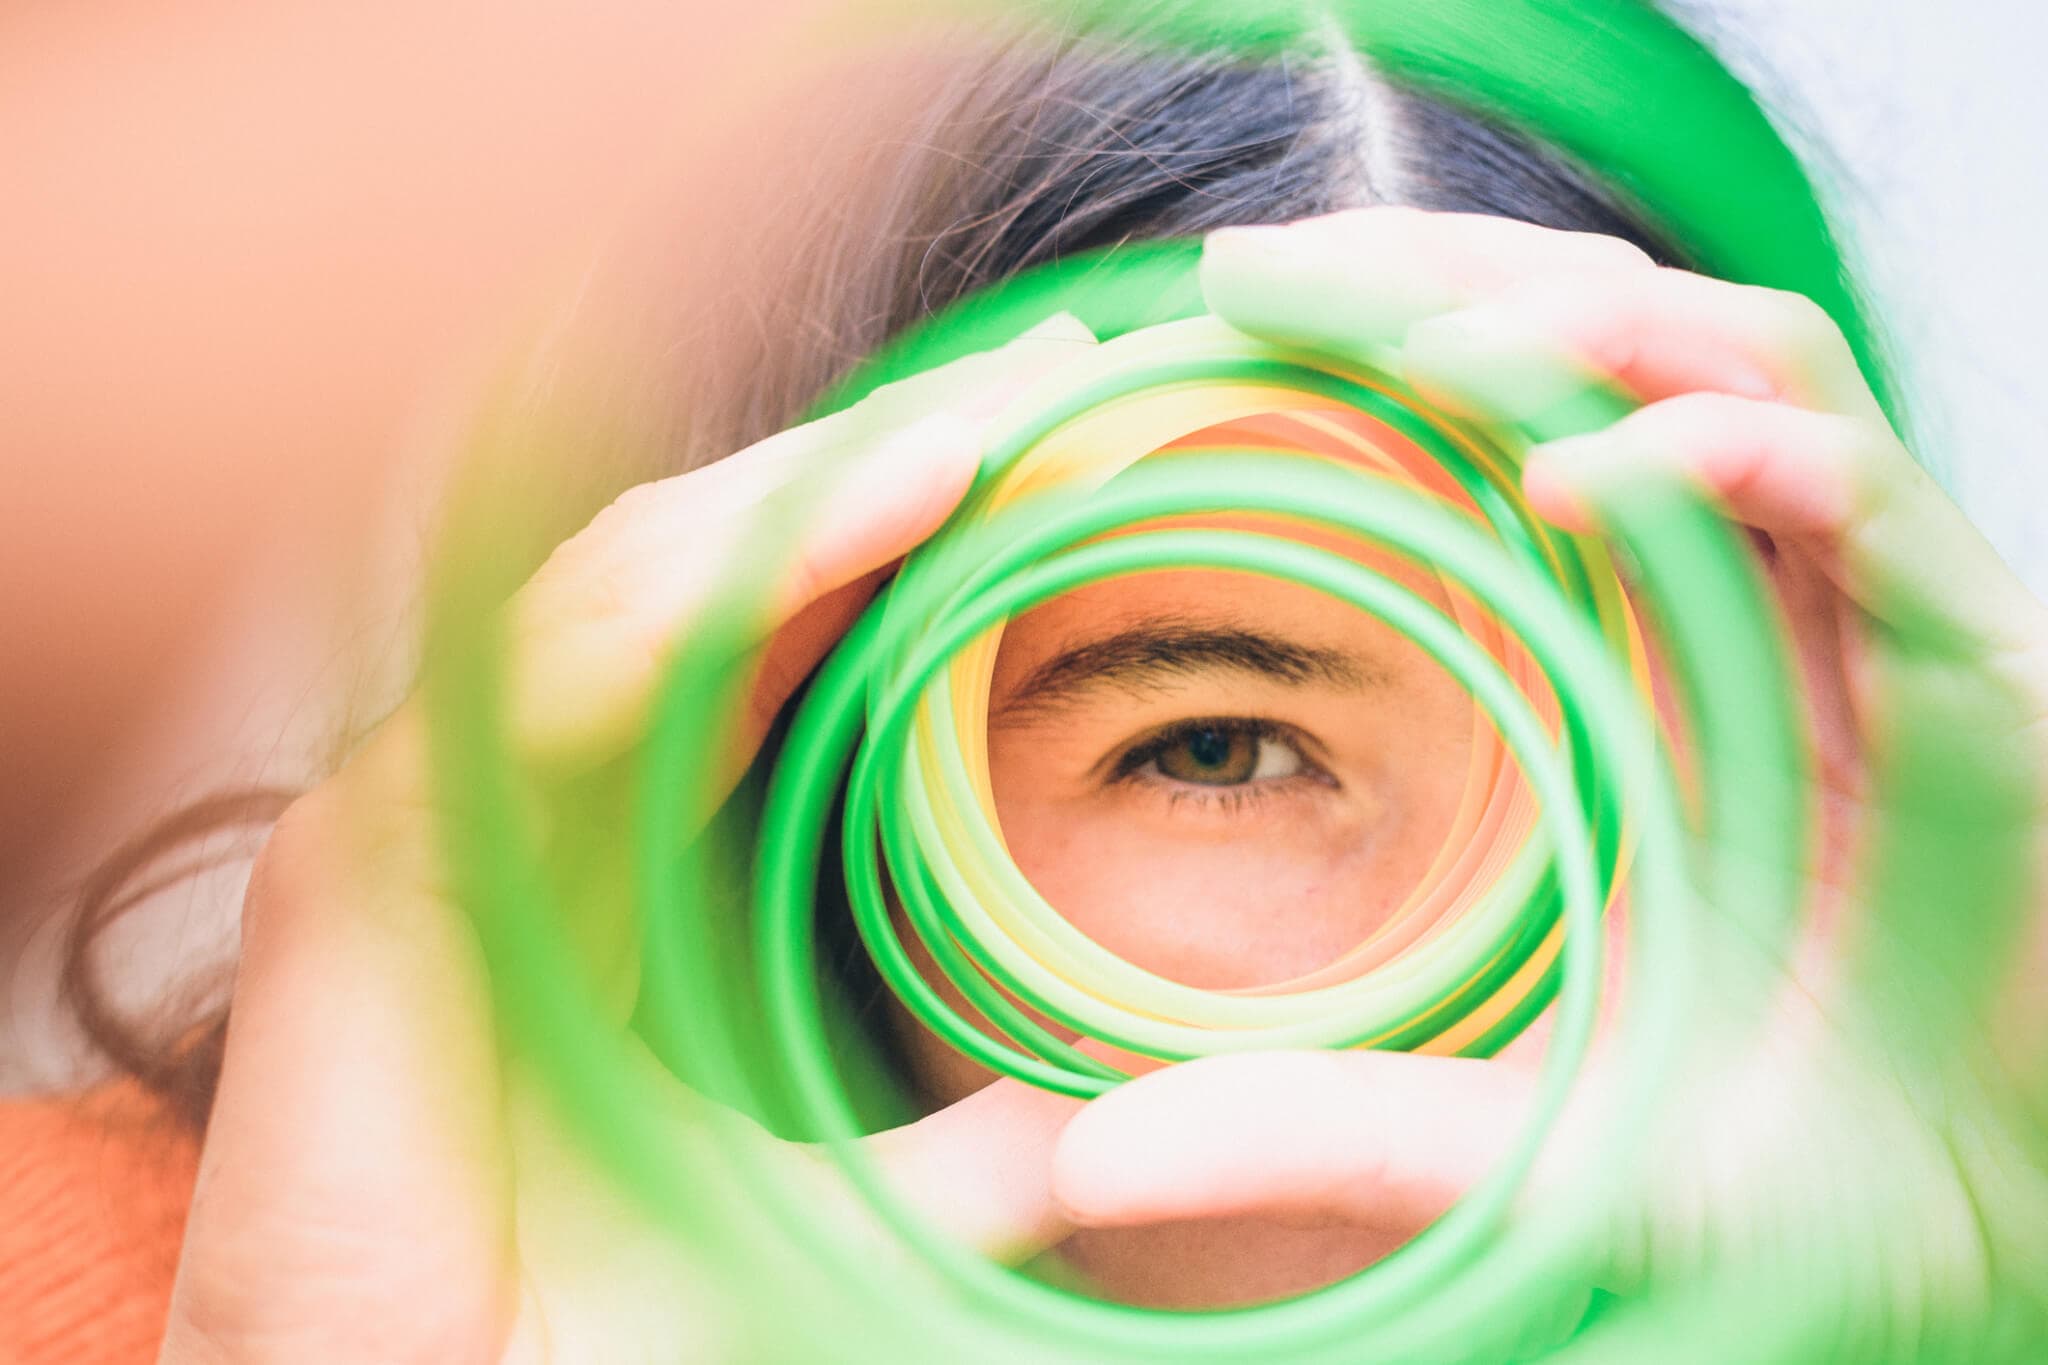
[
  {"xmin": 1202, "ymin": 225, "xmax": 1298, "ymax": 270},
  {"xmin": 1017, "ymin": 311, "xmax": 1096, "ymax": 344}
]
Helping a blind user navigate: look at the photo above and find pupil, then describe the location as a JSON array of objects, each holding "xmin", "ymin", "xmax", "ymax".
[{"xmin": 1186, "ymin": 728, "xmax": 1232, "ymax": 769}]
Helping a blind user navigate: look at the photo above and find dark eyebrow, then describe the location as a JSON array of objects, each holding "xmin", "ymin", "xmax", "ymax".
[{"xmin": 993, "ymin": 618, "xmax": 1379, "ymax": 723}]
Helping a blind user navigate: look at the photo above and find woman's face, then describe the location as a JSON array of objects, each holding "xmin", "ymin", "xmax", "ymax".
[{"xmin": 887, "ymin": 537, "xmax": 1497, "ymax": 1307}]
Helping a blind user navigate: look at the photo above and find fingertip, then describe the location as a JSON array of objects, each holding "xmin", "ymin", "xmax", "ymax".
[
  {"xmin": 1048, "ymin": 1100, "xmax": 1148, "ymax": 1229},
  {"xmin": 1049, "ymin": 1072, "xmax": 1209, "ymax": 1230},
  {"xmin": 1521, "ymin": 449, "xmax": 1601, "ymax": 534},
  {"xmin": 1017, "ymin": 310, "xmax": 1098, "ymax": 346},
  {"xmin": 1202, "ymin": 223, "xmax": 1297, "ymax": 271},
  {"xmin": 1198, "ymin": 225, "xmax": 1303, "ymax": 323},
  {"xmin": 1047, "ymin": 1054, "xmax": 1313, "ymax": 1229}
]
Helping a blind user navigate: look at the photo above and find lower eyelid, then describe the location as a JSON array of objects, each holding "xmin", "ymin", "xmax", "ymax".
[{"xmin": 1133, "ymin": 767, "xmax": 1333, "ymax": 817}]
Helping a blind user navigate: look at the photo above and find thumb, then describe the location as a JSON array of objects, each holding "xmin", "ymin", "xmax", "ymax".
[
  {"xmin": 861, "ymin": 1078, "xmax": 1087, "ymax": 1263},
  {"xmin": 1051, "ymin": 1050, "xmax": 1534, "ymax": 1235}
]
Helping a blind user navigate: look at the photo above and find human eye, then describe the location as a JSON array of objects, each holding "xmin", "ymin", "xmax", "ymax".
[{"xmin": 1108, "ymin": 716, "xmax": 1336, "ymax": 814}]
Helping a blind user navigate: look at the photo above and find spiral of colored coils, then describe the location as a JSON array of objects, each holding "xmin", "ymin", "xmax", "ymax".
[
  {"xmin": 424, "ymin": 289, "xmax": 1811, "ymax": 1358},
  {"xmin": 708, "ymin": 309, "xmax": 1807, "ymax": 1358},
  {"xmin": 410, "ymin": 0, "xmax": 1956, "ymax": 1349},
  {"xmin": 757, "ymin": 314, "xmax": 1651, "ymax": 1096}
]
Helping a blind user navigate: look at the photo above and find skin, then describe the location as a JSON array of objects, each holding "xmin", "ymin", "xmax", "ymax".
[
  {"xmin": 905, "ymin": 565, "xmax": 1484, "ymax": 1307},
  {"xmin": 160, "ymin": 209, "xmax": 2048, "ymax": 1361},
  {"xmin": 0, "ymin": 0, "xmax": 844, "ymax": 884}
]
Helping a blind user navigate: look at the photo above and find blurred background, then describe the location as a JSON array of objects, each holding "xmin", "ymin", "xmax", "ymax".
[{"xmin": 1676, "ymin": 0, "xmax": 2048, "ymax": 591}]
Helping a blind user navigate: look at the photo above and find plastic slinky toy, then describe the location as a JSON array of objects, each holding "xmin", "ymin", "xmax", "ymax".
[
  {"xmin": 768, "ymin": 311, "xmax": 1651, "ymax": 1096},
  {"xmin": 615, "ymin": 278, "xmax": 1807, "ymax": 1360},
  {"xmin": 403, "ymin": 221, "xmax": 1818, "ymax": 1363},
  {"xmin": 414, "ymin": 1, "xmax": 2038, "ymax": 1356}
]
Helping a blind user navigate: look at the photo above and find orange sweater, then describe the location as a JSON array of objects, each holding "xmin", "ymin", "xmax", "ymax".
[{"xmin": 0, "ymin": 1083, "xmax": 197, "ymax": 1364}]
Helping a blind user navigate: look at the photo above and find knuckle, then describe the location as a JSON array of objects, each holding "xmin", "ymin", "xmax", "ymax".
[
  {"xmin": 575, "ymin": 554, "xmax": 648, "ymax": 633},
  {"xmin": 777, "ymin": 543, "xmax": 834, "ymax": 613},
  {"xmin": 520, "ymin": 508, "xmax": 679, "ymax": 642},
  {"xmin": 520, "ymin": 506, "xmax": 647, "ymax": 621},
  {"xmin": 1838, "ymin": 431, "xmax": 1913, "ymax": 536},
  {"xmin": 250, "ymin": 717, "xmax": 441, "ymax": 922}
]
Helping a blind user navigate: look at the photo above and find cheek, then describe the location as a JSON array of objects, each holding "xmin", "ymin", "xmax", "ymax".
[
  {"xmin": 977, "ymin": 712, "xmax": 1478, "ymax": 996},
  {"xmin": 1014, "ymin": 825, "xmax": 1364, "ymax": 989},
  {"xmin": 990, "ymin": 789, "xmax": 1463, "ymax": 993}
]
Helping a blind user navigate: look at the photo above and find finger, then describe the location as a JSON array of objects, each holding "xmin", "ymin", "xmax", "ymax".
[
  {"xmin": 507, "ymin": 313, "xmax": 1096, "ymax": 766},
  {"xmin": 166, "ymin": 317, "xmax": 1100, "ymax": 1358},
  {"xmin": 1521, "ymin": 393, "xmax": 2048, "ymax": 656},
  {"xmin": 1200, "ymin": 206, "xmax": 1655, "ymax": 356},
  {"xmin": 162, "ymin": 319, "xmax": 1093, "ymax": 1359},
  {"xmin": 1051, "ymin": 1051, "xmax": 1532, "ymax": 1235},
  {"xmin": 505, "ymin": 410, "xmax": 974, "ymax": 766},
  {"xmin": 1402, "ymin": 267, "xmax": 1884, "ymax": 425},
  {"xmin": 862, "ymin": 1079, "xmax": 1088, "ymax": 1262},
  {"xmin": 163, "ymin": 798, "xmax": 517, "ymax": 1364},
  {"xmin": 496, "ymin": 1057, "xmax": 731, "ymax": 1362}
]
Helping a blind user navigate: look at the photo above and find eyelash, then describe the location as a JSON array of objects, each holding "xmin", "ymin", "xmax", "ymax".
[
  {"xmin": 1109, "ymin": 716, "xmax": 1330, "ymax": 816},
  {"xmin": 1160, "ymin": 784, "xmax": 1276, "ymax": 819}
]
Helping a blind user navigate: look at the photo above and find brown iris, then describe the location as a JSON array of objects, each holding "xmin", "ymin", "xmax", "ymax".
[{"xmin": 1154, "ymin": 724, "xmax": 1260, "ymax": 785}]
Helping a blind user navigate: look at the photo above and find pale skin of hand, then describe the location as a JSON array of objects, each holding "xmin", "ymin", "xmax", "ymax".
[
  {"xmin": 158, "ymin": 317, "xmax": 1105, "ymax": 1365},
  {"xmin": 163, "ymin": 209, "xmax": 2048, "ymax": 1362}
]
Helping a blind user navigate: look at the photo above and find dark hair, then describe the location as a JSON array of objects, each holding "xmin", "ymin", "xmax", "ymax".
[
  {"xmin": 63, "ymin": 25, "xmax": 1690, "ymax": 1132},
  {"xmin": 61, "ymin": 788, "xmax": 294, "ymax": 1129}
]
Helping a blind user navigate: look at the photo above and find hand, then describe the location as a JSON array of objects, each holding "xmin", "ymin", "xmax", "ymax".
[
  {"xmin": 158, "ymin": 317, "xmax": 1100, "ymax": 1364},
  {"xmin": 1042, "ymin": 209, "xmax": 2048, "ymax": 1361}
]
